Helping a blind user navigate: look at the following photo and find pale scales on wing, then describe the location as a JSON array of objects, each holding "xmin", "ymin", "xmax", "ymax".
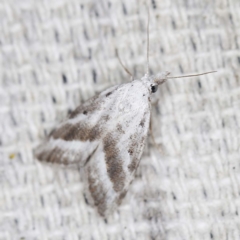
[{"xmin": 35, "ymin": 72, "xmax": 170, "ymax": 216}]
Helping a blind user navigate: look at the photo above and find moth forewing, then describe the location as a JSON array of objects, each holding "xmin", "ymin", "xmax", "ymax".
[{"xmin": 35, "ymin": 79, "xmax": 152, "ymax": 216}]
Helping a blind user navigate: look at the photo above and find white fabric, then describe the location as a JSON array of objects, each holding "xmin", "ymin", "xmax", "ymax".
[{"xmin": 1, "ymin": 0, "xmax": 240, "ymax": 239}]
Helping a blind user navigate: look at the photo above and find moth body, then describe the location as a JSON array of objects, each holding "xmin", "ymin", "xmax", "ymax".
[{"xmin": 35, "ymin": 72, "xmax": 169, "ymax": 216}]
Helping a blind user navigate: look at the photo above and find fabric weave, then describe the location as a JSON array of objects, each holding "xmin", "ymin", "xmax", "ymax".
[{"xmin": 0, "ymin": 0, "xmax": 239, "ymax": 239}]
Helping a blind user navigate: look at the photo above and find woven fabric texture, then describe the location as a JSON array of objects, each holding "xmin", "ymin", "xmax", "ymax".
[{"xmin": 1, "ymin": 0, "xmax": 240, "ymax": 239}]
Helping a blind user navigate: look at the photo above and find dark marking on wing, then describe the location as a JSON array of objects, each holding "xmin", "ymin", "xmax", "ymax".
[
  {"xmin": 128, "ymin": 148, "xmax": 134, "ymax": 155},
  {"xmin": 84, "ymin": 145, "xmax": 99, "ymax": 167},
  {"xmin": 88, "ymin": 167, "xmax": 108, "ymax": 216},
  {"xmin": 128, "ymin": 135, "xmax": 145, "ymax": 172},
  {"xmin": 69, "ymin": 98, "xmax": 100, "ymax": 119},
  {"xmin": 116, "ymin": 124, "xmax": 125, "ymax": 134},
  {"xmin": 35, "ymin": 146, "xmax": 81, "ymax": 165},
  {"xmin": 51, "ymin": 122, "xmax": 103, "ymax": 142},
  {"xmin": 103, "ymin": 133, "xmax": 125, "ymax": 192},
  {"xmin": 139, "ymin": 118, "xmax": 145, "ymax": 127}
]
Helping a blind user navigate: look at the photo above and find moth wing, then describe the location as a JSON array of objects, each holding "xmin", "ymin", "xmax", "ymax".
[
  {"xmin": 34, "ymin": 85, "xmax": 119, "ymax": 166},
  {"xmin": 35, "ymin": 79, "xmax": 151, "ymax": 216},
  {"xmin": 86, "ymin": 88, "xmax": 151, "ymax": 216}
]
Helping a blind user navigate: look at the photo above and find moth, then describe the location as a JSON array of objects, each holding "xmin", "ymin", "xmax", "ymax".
[{"xmin": 34, "ymin": 13, "xmax": 215, "ymax": 217}]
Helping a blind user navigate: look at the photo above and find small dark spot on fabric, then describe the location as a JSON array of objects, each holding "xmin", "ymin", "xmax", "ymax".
[
  {"xmin": 151, "ymin": 0, "xmax": 157, "ymax": 8},
  {"xmin": 210, "ymin": 232, "xmax": 214, "ymax": 239},
  {"xmin": 62, "ymin": 74, "xmax": 67, "ymax": 84},
  {"xmin": 106, "ymin": 91, "xmax": 112, "ymax": 97},
  {"xmin": 179, "ymin": 64, "xmax": 183, "ymax": 73},
  {"xmin": 237, "ymin": 56, "xmax": 240, "ymax": 64},
  {"xmin": 83, "ymin": 110, "xmax": 87, "ymax": 115},
  {"xmin": 80, "ymin": 4, "xmax": 84, "ymax": 9},
  {"xmin": 229, "ymin": 13, "xmax": 233, "ymax": 25},
  {"xmin": 233, "ymin": 166, "xmax": 235, "ymax": 169},
  {"xmin": 221, "ymin": 211, "xmax": 224, "ymax": 216},
  {"xmin": 222, "ymin": 120, "xmax": 225, "ymax": 127},
  {"xmin": 92, "ymin": 69, "xmax": 97, "ymax": 83},
  {"xmin": 148, "ymin": 97, "xmax": 151, "ymax": 102},
  {"xmin": 172, "ymin": 192, "xmax": 177, "ymax": 200},
  {"xmin": 55, "ymin": 30, "xmax": 59, "ymax": 42},
  {"xmin": 143, "ymin": 94, "xmax": 145, "ymax": 97},
  {"xmin": 88, "ymin": 48, "xmax": 92, "ymax": 59},
  {"xmin": 191, "ymin": 38, "xmax": 197, "ymax": 51},
  {"xmin": 236, "ymin": 211, "xmax": 238, "ymax": 215},
  {"xmin": 94, "ymin": 9, "xmax": 99, "ymax": 17},
  {"xmin": 122, "ymin": 3, "xmax": 127, "ymax": 15},
  {"xmin": 172, "ymin": 19, "xmax": 176, "ymax": 29},
  {"xmin": 198, "ymin": 81, "xmax": 202, "ymax": 89},
  {"xmin": 10, "ymin": 113, "xmax": 17, "ymax": 125},
  {"xmin": 40, "ymin": 196, "xmax": 44, "ymax": 206},
  {"xmin": 52, "ymin": 96, "xmax": 56, "ymax": 103},
  {"xmin": 175, "ymin": 125, "xmax": 180, "ymax": 134},
  {"xmin": 43, "ymin": 129, "xmax": 48, "ymax": 137},
  {"xmin": 108, "ymin": 2, "xmax": 111, "ymax": 8},
  {"xmin": 111, "ymin": 27, "xmax": 115, "ymax": 37},
  {"xmin": 160, "ymin": 47, "xmax": 164, "ymax": 53},
  {"xmin": 83, "ymin": 28, "xmax": 89, "ymax": 40},
  {"xmin": 203, "ymin": 189, "xmax": 207, "ymax": 198}
]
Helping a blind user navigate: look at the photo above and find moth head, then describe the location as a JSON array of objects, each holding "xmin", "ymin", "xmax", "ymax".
[
  {"xmin": 153, "ymin": 71, "xmax": 171, "ymax": 86},
  {"xmin": 142, "ymin": 71, "xmax": 171, "ymax": 94}
]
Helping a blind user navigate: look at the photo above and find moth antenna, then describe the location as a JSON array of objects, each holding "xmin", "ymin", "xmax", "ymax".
[
  {"xmin": 146, "ymin": 7, "xmax": 150, "ymax": 77},
  {"xmin": 116, "ymin": 49, "xmax": 133, "ymax": 80},
  {"xmin": 167, "ymin": 71, "xmax": 217, "ymax": 79}
]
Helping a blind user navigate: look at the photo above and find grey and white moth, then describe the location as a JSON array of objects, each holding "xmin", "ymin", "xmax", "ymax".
[
  {"xmin": 34, "ymin": 15, "xmax": 215, "ymax": 217},
  {"xmin": 35, "ymin": 70, "xmax": 169, "ymax": 216}
]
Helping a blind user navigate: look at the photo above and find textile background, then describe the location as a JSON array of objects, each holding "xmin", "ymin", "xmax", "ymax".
[{"xmin": 0, "ymin": 0, "xmax": 240, "ymax": 239}]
